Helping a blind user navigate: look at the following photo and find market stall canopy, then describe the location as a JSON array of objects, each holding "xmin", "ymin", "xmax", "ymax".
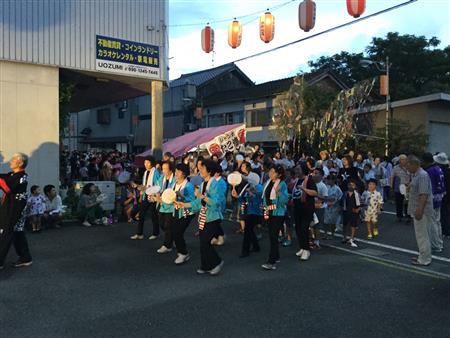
[{"xmin": 136, "ymin": 123, "xmax": 245, "ymax": 163}]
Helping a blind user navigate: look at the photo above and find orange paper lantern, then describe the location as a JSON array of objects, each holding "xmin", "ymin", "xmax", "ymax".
[
  {"xmin": 299, "ymin": 0, "xmax": 316, "ymax": 33},
  {"xmin": 347, "ymin": 0, "xmax": 365, "ymax": 18},
  {"xmin": 379, "ymin": 75, "xmax": 389, "ymax": 96},
  {"xmin": 260, "ymin": 10, "xmax": 275, "ymax": 43},
  {"xmin": 228, "ymin": 19, "xmax": 242, "ymax": 49},
  {"xmin": 201, "ymin": 24, "xmax": 214, "ymax": 53}
]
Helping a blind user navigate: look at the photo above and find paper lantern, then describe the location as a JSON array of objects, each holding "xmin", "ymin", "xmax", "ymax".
[
  {"xmin": 379, "ymin": 74, "xmax": 389, "ymax": 96},
  {"xmin": 228, "ymin": 19, "xmax": 242, "ymax": 49},
  {"xmin": 260, "ymin": 10, "xmax": 275, "ymax": 43},
  {"xmin": 201, "ymin": 24, "xmax": 214, "ymax": 53},
  {"xmin": 347, "ymin": 0, "xmax": 365, "ymax": 18},
  {"xmin": 195, "ymin": 106, "xmax": 203, "ymax": 119},
  {"xmin": 299, "ymin": 0, "xmax": 316, "ymax": 32}
]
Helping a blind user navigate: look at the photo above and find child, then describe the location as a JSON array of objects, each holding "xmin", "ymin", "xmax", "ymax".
[
  {"xmin": 324, "ymin": 175, "xmax": 343, "ymax": 239},
  {"xmin": 362, "ymin": 178, "xmax": 384, "ymax": 239},
  {"xmin": 27, "ymin": 185, "xmax": 46, "ymax": 232},
  {"xmin": 342, "ymin": 180, "xmax": 361, "ymax": 248},
  {"xmin": 123, "ymin": 181, "xmax": 140, "ymax": 223}
]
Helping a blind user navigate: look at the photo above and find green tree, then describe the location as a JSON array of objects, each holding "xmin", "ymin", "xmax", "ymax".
[{"xmin": 308, "ymin": 32, "xmax": 450, "ymax": 101}]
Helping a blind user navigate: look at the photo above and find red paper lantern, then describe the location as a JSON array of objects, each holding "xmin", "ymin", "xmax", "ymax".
[
  {"xmin": 201, "ymin": 24, "xmax": 214, "ymax": 53},
  {"xmin": 298, "ymin": 0, "xmax": 316, "ymax": 33},
  {"xmin": 260, "ymin": 10, "xmax": 275, "ymax": 43},
  {"xmin": 228, "ymin": 19, "xmax": 242, "ymax": 49},
  {"xmin": 347, "ymin": 0, "xmax": 365, "ymax": 18}
]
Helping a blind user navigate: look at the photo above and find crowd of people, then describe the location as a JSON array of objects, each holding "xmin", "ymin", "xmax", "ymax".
[
  {"xmin": 1, "ymin": 146, "xmax": 449, "ymax": 273},
  {"xmin": 119, "ymin": 147, "xmax": 450, "ymax": 273}
]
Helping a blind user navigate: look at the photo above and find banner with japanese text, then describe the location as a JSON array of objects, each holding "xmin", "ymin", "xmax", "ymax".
[
  {"xmin": 95, "ymin": 35, "xmax": 160, "ymax": 79},
  {"xmin": 205, "ymin": 124, "xmax": 246, "ymax": 158}
]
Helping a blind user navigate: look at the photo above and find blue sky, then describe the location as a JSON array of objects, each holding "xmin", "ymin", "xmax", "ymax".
[{"xmin": 168, "ymin": 0, "xmax": 450, "ymax": 83}]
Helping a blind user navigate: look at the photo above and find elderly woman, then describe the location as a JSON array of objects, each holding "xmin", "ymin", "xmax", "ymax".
[
  {"xmin": 0, "ymin": 153, "xmax": 33, "ymax": 269},
  {"xmin": 77, "ymin": 183, "xmax": 105, "ymax": 227}
]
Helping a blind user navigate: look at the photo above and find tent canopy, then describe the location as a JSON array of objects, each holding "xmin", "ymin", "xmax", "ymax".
[{"xmin": 137, "ymin": 123, "xmax": 243, "ymax": 159}]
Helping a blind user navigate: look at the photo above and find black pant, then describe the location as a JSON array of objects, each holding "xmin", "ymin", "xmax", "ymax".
[
  {"xmin": 0, "ymin": 229, "xmax": 32, "ymax": 266},
  {"xmin": 242, "ymin": 214, "xmax": 261, "ymax": 254},
  {"xmin": 199, "ymin": 220, "xmax": 222, "ymax": 271},
  {"xmin": 395, "ymin": 192, "xmax": 408, "ymax": 219},
  {"xmin": 137, "ymin": 200, "xmax": 160, "ymax": 236},
  {"xmin": 294, "ymin": 205, "xmax": 314, "ymax": 251},
  {"xmin": 173, "ymin": 215, "xmax": 194, "ymax": 255},
  {"xmin": 267, "ymin": 216, "xmax": 284, "ymax": 264},
  {"xmin": 159, "ymin": 212, "xmax": 174, "ymax": 248}
]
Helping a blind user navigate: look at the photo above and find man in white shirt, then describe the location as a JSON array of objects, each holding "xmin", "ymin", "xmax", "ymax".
[
  {"xmin": 131, "ymin": 156, "xmax": 161, "ymax": 240},
  {"xmin": 43, "ymin": 185, "xmax": 63, "ymax": 229}
]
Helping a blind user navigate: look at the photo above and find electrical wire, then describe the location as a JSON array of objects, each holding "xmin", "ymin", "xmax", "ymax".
[
  {"xmin": 227, "ymin": 0, "xmax": 418, "ymax": 65},
  {"xmin": 168, "ymin": 0, "xmax": 296, "ymax": 27}
]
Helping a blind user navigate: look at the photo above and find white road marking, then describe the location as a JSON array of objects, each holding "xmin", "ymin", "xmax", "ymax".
[
  {"xmin": 324, "ymin": 243, "xmax": 450, "ymax": 280},
  {"xmin": 320, "ymin": 230, "xmax": 450, "ymax": 263}
]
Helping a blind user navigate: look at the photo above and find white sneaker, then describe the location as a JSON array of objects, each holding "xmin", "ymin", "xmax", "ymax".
[
  {"xmin": 82, "ymin": 221, "xmax": 92, "ymax": 227},
  {"xmin": 216, "ymin": 236, "xmax": 225, "ymax": 246},
  {"xmin": 261, "ymin": 263, "xmax": 277, "ymax": 270},
  {"xmin": 174, "ymin": 253, "xmax": 190, "ymax": 265},
  {"xmin": 157, "ymin": 245, "xmax": 172, "ymax": 254},
  {"xmin": 296, "ymin": 249, "xmax": 304, "ymax": 257},
  {"xmin": 130, "ymin": 234, "xmax": 144, "ymax": 240},
  {"xmin": 300, "ymin": 250, "xmax": 311, "ymax": 261},
  {"xmin": 349, "ymin": 239, "xmax": 358, "ymax": 248},
  {"xmin": 209, "ymin": 261, "xmax": 224, "ymax": 275},
  {"xmin": 210, "ymin": 237, "xmax": 218, "ymax": 245},
  {"xmin": 148, "ymin": 235, "xmax": 159, "ymax": 240},
  {"xmin": 101, "ymin": 217, "xmax": 109, "ymax": 226}
]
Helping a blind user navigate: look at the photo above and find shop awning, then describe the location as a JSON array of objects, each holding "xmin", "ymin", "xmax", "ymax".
[{"xmin": 136, "ymin": 123, "xmax": 245, "ymax": 159}]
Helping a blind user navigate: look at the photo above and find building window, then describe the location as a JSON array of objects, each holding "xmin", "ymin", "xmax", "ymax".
[
  {"xmin": 97, "ymin": 108, "xmax": 111, "ymax": 125},
  {"xmin": 246, "ymin": 108, "xmax": 273, "ymax": 127},
  {"xmin": 209, "ymin": 114, "xmax": 224, "ymax": 127}
]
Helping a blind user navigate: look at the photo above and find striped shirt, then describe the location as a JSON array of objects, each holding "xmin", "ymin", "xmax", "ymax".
[{"xmin": 407, "ymin": 168, "xmax": 433, "ymax": 218}]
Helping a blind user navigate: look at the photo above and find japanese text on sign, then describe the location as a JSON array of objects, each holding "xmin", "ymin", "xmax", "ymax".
[{"xmin": 95, "ymin": 35, "xmax": 160, "ymax": 79}]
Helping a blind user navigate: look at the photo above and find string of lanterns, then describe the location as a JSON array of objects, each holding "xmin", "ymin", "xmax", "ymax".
[{"xmin": 201, "ymin": 0, "xmax": 366, "ymax": 53}]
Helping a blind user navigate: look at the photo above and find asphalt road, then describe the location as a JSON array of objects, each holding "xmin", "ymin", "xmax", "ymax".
[{"xmin": 1, "ymin": 215, "xmax": 450, "ymax": 338}]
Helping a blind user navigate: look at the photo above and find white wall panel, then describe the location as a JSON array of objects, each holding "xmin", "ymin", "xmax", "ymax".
[{"xmin": 0, "ymin": 0, "xmax": 168, "ymax": 81}]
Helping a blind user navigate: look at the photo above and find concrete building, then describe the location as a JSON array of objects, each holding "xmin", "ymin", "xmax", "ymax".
[
  {"xmin": 67, "ymin": 63, "xmax": 253, "ymax": 152},
  {"xmin": 203, "ymin": 71, "xmax": 348, "ymax": 149},
  {"xmin": 0, "ymin": 0, "xmax": 168, "ymax": 187},
  {"xmin": 360, "ymin": 93, "xmax": 450, "ymax": 154}
]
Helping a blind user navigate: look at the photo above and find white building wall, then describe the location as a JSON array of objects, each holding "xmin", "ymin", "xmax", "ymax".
[{"xmin": 0, "ymin": 0, "xmax": 168, "ymax": 82}]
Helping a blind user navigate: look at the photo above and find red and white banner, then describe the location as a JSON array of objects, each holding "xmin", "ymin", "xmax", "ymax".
[{"xmin": 205, "ymin": 124, "xmax": 246, "ymax": 158}]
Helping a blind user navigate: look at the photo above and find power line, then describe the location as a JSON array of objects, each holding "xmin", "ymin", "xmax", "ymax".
[
  {"xmin": 227, "ymin": 0, "xmax": 418, "ymax": 65},
  {"xmin": 168, "ymin": 0, "xmax": 295, "ymax": 28}
]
